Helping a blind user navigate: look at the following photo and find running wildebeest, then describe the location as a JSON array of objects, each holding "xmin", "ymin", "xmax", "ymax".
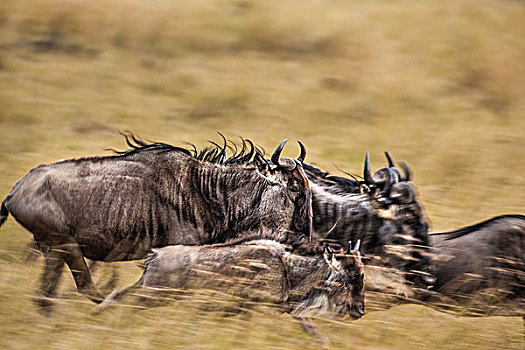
[
  {"xmin": 0, "ymin": 133, "xmax": 314, "ymax": 308},
  {"xmin": 361, "ymin": 215, "xmax": 524, "ymax": 324},
  {"xmin": 92, "ymin": 239, "xmax": 365, "ymax": 344},
  {"xmin": 303, "ymin": 152, "xmax": 434, "ymax": 286},
  {"xmin": 425, "ymin": 214, "xmax": 525, "ymax": 317}
]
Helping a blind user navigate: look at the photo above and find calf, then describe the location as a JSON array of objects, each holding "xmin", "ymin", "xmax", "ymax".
[{"xmin": 93, "ymin": 240, "xmax": 365, "ymax": 343}]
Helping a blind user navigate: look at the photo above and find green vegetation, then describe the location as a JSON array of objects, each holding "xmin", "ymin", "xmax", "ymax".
[{"xmin": 0, "ymin": 0, "xmax": 523, "ymax": 348}]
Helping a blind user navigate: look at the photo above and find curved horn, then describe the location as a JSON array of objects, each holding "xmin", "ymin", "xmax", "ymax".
[
  {"xmin": 385, "ymin": 151, "xmax": 395, "ymax": 168},
  {"xmin": 363, "ymin": 152, "xmax": 377, "ymax": 184},
  {"xmin": 398, "ymin": 161, "xmax": 412, "ymax": 182},
  {"xmin": 297, "ymin": 140, "xmax": 306, "ymax": 163},
  {"xmin": 353, "ymin": 239, "xmax": 361, "ymax": 252},
  {"xmin": 379, "ymin": 168, "xmax": 395, "ymax": 196},
  {"xmin": 271, "ymin": 139, "xmax": 288, "ymax": 166}
]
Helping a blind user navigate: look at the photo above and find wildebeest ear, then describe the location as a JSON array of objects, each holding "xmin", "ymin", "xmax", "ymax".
[
  {"xmin": 323, "ymin": 245, "xmax": 334, "ymax": 263},
  {"xmin": 323, "ymin": 245, "xmax": 341, "ymax": 269},
  {"xmin": 359, "ymin": 183, "xmax": 370, "ymax": 195}
]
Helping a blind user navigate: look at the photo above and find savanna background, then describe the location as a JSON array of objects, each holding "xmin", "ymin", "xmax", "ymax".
[{"xmin": 0, "ymin": 0, "xmax": 523, "ymax": 349}]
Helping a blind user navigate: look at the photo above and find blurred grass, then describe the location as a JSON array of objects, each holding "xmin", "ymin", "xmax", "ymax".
[{"xmin": 0, "ymin": 0, "xmax": 524, "ymax": 348}]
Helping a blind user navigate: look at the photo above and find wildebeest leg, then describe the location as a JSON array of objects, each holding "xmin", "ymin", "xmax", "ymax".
[
  {"xmin": 88, "ymin": 260, "xmax": 98, "ymax": 271},
  {"xmin": 100, "ymin": 265, "xmax": 119, "ymax": 294},
  {"xmin": 34, "ymin": 248, "xmax": 65, "ymax": 312},
  {"xmin": 91, "ymin": 279, "xmax": 143, "ymax": 315},
  {"xmin": 85, "ymin": 261, "xmax": 119, "ymax": 295},
  {"xmin": 293, "ymin": 316, "xmax": 330, "ymax": 348},
  {"xmin": 25, "ymin": 241, "xmax": 42, "ymax": 263},
  {"xmin": 59, "ymin": 242, "xmax": 105, "ymax": 304}
]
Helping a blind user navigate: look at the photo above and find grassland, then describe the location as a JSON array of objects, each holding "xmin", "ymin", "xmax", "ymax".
[{"xmin": 0, "ymin": 0, "xmax": 524, "ymax": 349}]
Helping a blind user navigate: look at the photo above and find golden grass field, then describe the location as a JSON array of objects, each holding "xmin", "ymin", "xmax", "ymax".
[{"xmin": 0, "ymin": 0, "xmax": 524, "ymax": 348}]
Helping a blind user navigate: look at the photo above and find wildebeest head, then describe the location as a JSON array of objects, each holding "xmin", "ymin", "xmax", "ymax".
[
  {"xmin": 293, "ymin": 241, "xmax": 365, "ymax": 320},
  {"xmin": 323, "ymin": 241, "xmax": 365, "ymax": 319},
  {"xmin": 361, "ymin": 153, "xmax": 433, "ymax": 285},
  {"xmin": 261, "ymin": 139, "xmax": 313, "ymax": 240},
  {"xmin": 176, "ymin": 135, "xmax": 314, "ymax": 245}
]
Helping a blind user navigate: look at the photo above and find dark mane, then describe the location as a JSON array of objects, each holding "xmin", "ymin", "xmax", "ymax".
[
  {"xmin": 303, "ymin": 163, "xmax": 361, "ymax": 192},
  {"xmin": 430, "ymin": 214, "xmax": 525, "ymax": 240},
  {"xmin": 114, "ymin": 131, "xmax": 264, "ymax": 167}
]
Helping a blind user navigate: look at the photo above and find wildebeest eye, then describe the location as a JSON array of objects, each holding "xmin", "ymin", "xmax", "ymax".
[{"xmin": 404, "ymin": 218, "xmax": 418, "ymax": 227}]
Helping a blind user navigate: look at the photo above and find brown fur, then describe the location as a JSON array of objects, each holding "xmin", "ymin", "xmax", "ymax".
[{"xmin": 93, "ymin": 240, "xmax": 365, "ymax": 343}]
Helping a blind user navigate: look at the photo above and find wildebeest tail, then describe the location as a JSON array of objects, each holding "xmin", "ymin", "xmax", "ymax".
[{"xmin": 0, "ymin": 200, "xmax": 8, "ymax": 228}]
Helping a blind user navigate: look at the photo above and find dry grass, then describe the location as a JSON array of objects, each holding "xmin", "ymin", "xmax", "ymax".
[{"xmin": 0, "ymin": 0, "xmax": 524, "ymax": 348}]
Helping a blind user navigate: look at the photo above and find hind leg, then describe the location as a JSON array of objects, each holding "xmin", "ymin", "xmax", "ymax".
[
  {"xmin": 91, "ymin": 279, "xmax": 145, "ymax": 315},
  {"xmin": 99, "ymin": 264, "xmax": 119, "ymax": 294},
  {"xmin": 89, "ymin": 262, "xmax": 119, "ymax": 295},
  {"xmin": 34, "ymin": 248, "xmax": 65, "ymax": 312}
]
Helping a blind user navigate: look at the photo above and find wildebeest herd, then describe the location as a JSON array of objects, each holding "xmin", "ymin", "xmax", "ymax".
[{"xmin": 1, "ymin": 132, "xmax": 523, "ymax": 343}]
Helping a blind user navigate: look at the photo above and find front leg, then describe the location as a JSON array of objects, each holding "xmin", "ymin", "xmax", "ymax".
[
  {"xmin": 293, "ymin": 317, "xmax": 330, "ymax": 348},
  {"xmin": 58, "ymin": 240, "xmax": 105, "ymax": 304}
]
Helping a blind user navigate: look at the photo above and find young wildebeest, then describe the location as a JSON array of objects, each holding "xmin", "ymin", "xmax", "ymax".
[
  {"xmin": 0, "ymin": 134, "xmax": 313, "ymax": 308},
  {"xmin": 425, "ymin": 214, "xmax": 524, "ymax": 317},
  {"xmin": 303, "ymin": 152, "xmax": 434, "ymax": 286},
  {"xmin": 92, "ymin": 240, "xmax": 365, "ymax": 344}
]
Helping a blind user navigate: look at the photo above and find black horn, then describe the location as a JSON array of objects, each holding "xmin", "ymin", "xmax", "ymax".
[
  {"xmin": 271, "ymin": 139, "xmax": 297, "ymax": 170},
  {"xmin": 385, "ymin": 151, "xmax": 395, "ymax": 168},
  {"xmin": 271, "ymin": 139, "xmax": 287, "ymax": 166},
  {"xmin": 363, "ymin": 152, "xmax": 376, "ymax": 184},
  {"xmin": 297, "ymin": 140, "xmax": 306, "ymax": 163},
  {"xmin": 399, "ymin": 161, "xmax": 412, "ymax": 182}
]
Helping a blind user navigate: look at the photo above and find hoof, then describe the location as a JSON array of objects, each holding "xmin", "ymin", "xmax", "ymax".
[
  {"xmin": 77, "ymin": 287, "xmax": 105, "ymax": 304},
  {"xmin": 34, "ymin": 296, "xmax": 55, "ymax": 315}
]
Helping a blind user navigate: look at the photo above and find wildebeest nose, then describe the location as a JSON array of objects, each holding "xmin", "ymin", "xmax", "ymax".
[
  {"xmin": 358, "ymin": 306, "xmax": 365, "ymax": 316},
  {"xmin": 350, "ymin": 304, "xmax": 365, "ymax": 319}
]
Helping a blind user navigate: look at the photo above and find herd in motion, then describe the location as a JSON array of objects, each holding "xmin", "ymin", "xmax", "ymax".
[{"xmin": 1, "ymin": 132, "xmax": 523, "ymax": 341}]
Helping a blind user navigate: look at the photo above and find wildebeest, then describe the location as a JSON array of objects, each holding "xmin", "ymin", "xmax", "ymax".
[
  {"xmin": 425, "ymin": 214, "xmax": 524, "ymax": 317},
  {"xmin": 92, "ymin": 239, "xmax": 365, "ymax": 344},
  {"xmin": 303, "ymin": 152, "xmax": 433, "ymax": 286},
  {"xmin": 0, "ymin": 133, "xmax": 313, "ymax": 307}
]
